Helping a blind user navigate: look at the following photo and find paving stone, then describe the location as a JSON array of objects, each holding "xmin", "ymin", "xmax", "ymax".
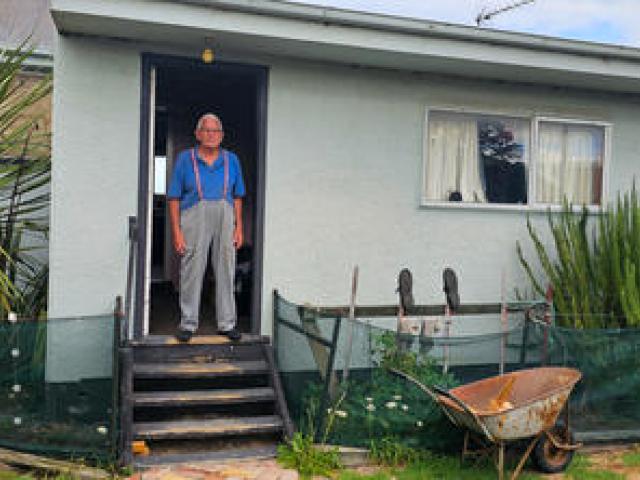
[
  {"xmin": 275, "ymin": 470, "xmax": 298, "ymax": 480},
  {"xmin": 130, "ymin": 458, "xmax": 303, "ymax": 480}
]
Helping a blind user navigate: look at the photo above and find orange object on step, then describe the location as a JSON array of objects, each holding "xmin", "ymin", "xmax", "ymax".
[{"xmin": 132, "ymin": 440, "xmax": 150, "ymax": 456}]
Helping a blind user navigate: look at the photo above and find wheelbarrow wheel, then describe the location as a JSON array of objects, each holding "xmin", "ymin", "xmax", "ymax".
[{"xmin": 532, "ymin": 426, "xmax": 575, "ymax": 473}]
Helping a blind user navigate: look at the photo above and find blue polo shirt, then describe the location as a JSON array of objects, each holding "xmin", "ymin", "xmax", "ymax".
[{"xmin": 167, "ymin": 148, "xmax": 246, "ymax": 211}]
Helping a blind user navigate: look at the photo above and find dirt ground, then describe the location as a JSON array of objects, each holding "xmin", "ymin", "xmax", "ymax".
[{"xmin": 127, "ymin": 445, "xmax": 640, "ymax": 480}]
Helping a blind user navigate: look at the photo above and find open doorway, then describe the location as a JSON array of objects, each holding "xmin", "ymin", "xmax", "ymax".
[{"xmin": 142, "ymin": 56, "xmax": 266, "ymax": 337}]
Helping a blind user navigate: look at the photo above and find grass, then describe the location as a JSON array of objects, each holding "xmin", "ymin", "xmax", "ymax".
[
  {"xmin": 336, "ymin": 453, "xmax": 543, "ymax": 480},
  {"xmin": 563, "ymin": 454, "xmax": 626, "ymax": 480},
  {"xmin": 0, "ymin": 472, "xmax": 32, "ymax": 480},
  {"xmin": 622, "ymin": 448, "xmax": 640, "ymax": 467},
  {"xmin": 337, "ymin": 451, "xmax": 633, "ymax": 480},
  {"xmin": 0, "ymin": 473, "xmax": 78, "ymax": 480}
]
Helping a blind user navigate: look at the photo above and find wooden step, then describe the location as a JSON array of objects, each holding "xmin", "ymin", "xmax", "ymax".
[
  {"xmin": 133, "ymin": 360, "xmax": 269, "ymax": 379},
  {"xmin": 130, "ymin": 334, "xmax": 269, "ymax": 347},
  {"xmin": 134, "ymin": 415, "xmax": 283, "ymax": 440},
  {"xmin": 133, "ymin": 387, "xmax": 275, "ymax": 407},
  {"xmin": 134, "ymin": 445, "xmax": 277, "ymax": 467}
]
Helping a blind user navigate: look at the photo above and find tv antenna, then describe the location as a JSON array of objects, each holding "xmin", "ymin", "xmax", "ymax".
[{"xmin": 475, "ymin": 0, "xmax": 535, "ymax": 26}]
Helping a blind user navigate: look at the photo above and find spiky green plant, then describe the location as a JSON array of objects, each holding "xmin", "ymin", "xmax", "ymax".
[
  {"xmin": 517, "ymin": 188, "xmax": 640, "ymax": 329},
  {"xmin": 0, "ymin": 41, "xmax": 52, "ymax": 319}
]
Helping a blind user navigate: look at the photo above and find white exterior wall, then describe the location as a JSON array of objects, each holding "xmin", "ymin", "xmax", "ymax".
[
  {"xmin": 49, "ymin": 35, "xmax": 640, "ymax": 379},
  {"xmin": 47, "ymin": 36, "xmax": 140, "ymax": 381},
  {"xmin": 261, "ymin": 60, "xmax": 640, "ymax": 336}
]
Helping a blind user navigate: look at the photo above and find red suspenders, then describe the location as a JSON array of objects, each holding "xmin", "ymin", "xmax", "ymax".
[{"xmin": 190, "ymin": 148, "xmax": 229, "ymax": 201}]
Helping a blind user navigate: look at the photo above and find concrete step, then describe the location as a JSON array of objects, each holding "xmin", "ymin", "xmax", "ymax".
[
  {"xmin": 134, "ymin": 415, "xmax": 283, "ymax": 440},
  {"xmin": 133, "ymin": 387, "xmax": 275, "ymax": 407}
]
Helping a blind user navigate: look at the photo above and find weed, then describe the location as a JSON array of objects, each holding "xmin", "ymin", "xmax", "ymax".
[
  {"xmin": 277, "ymin": 432, "xmax": 342, "ymax": 479},
  {"xmin": 368, "ymin": 437, "xmax": 425, "ymax": 467}
]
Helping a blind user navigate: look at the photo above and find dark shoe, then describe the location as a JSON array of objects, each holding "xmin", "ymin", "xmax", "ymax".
[
  {"xmin": 176, "ymin": 328, "xmax": 193, "ymax": 343},
  {"xmin": 220, "ymin": 328, "xmax": 241, "ymax": 342},
  {"xmin": 443, "ymin": 267, "xmax": 460, "ymax": 312},
  {"xmin": 396, "ymin": 268, "xmax": 414, "ymax": 313}
]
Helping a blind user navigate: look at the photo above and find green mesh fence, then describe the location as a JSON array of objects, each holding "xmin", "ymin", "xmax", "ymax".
[
  {"xmin": 274, "ymin": 292, "xmax": 640, "ymax": 450},
  {"xmin": 0, "ymin": 315, "xmax": 119, "ymax": 462}
]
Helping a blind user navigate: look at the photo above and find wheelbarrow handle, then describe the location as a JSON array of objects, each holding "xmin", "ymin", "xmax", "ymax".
[
  {"xmin": 388, "ymin": 368, "xmax": 494, "ymax": 443},
  {"xmin": 388, "ymin": 368, "xmax": 439, "ymax": 402}
]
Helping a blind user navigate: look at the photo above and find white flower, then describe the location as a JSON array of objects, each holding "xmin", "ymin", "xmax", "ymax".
[
  {"xmin": 335, "ymin": 410, "xmax": 348, "ymax": 418},
  {"xmin": 327, "ymin": 408, "xmax": 333, "ymax": 414},
  {"xmin": 365, "ymin": 403, "xmax": 376, "ymax": 412},
  {"xmin": 7, "ymin": 312, "xmax": 17, "ymax": 323},
  {"xmin": 13, "ymin": 417, "xmax": 22, "ymax": 426},
  {"xmin": 401, "ymin": 404, "xmax": 409, "ymax": 411},
  {"xmin": 10, "ymin": 348, "xmax": 19, "ymax": 358},
  {"xmin": 96, "ymin": 426, "xmax": 108, "ymax": 435},
  {"xmin": 385, "ymin": 401, "xmax": 397, "ymax": 409},
  {"xmin": 416, "ymin": 421, "xmax": 423, "ymax": 427},
  {"xmin": 393, "ymin": 395, "xmax": 402, "ymax": 401},
  {"xmin": 365, "ymin": 397, "xmax": 373, "ymax": 403},
  {"xmin": 12, "ymin": 384, "xmax": 21, "ymax": 393}
]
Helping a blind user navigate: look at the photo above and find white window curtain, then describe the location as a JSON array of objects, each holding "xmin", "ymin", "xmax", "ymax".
[
  {"xmin": 425, "ymin": 114, "xmax": 486, "ymax": 202},
  {"xmin": 537, "ymin": 122, "xmax": 603, "ymax": 205}
]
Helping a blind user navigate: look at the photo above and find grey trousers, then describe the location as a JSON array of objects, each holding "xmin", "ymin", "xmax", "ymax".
[{"xmin": 179, "ymin": 199, "xmax": 236, "ymax": 332}]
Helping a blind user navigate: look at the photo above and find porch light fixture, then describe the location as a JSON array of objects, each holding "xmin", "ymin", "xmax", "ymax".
[
  {"xmin": 202, "ymin": 37, "xmax": 215, "ymax": 64},
  {"xmin": 202, "ymin": 47, "xmax": 214, "ymax": 64}
]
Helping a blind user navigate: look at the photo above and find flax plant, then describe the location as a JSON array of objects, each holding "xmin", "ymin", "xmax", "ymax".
[
  {"xmin": 0, "ymin": 41, "xmax": 52, "ymax": 319},
  {"xmin": 517, "ymin": 188, "xmax": 640, "ymax": 329}
]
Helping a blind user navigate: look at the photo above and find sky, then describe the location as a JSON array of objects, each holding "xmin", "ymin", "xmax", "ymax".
[
  {"xmin": 0, "ymin": 0, "xmax": 638, "ymax": 50},
  {"xmin": 286, "ymin": 0, "xmax": 640, "ymax": 47}
]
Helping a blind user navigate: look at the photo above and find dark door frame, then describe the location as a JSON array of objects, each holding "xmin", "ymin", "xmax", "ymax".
[{"xmin": 134, "ymin": 52, "xmax": 268, "ymax": 339}]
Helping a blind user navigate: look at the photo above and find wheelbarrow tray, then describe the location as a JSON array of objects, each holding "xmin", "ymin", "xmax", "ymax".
[{"xmin": 439, "ymin": 367, "xmax": 582, "ymax": 441}]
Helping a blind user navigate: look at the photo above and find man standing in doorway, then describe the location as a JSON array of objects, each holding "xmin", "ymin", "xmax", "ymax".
[{"xmin": 167, "ymin": 113, "xmax": 245, "ymax": 342}]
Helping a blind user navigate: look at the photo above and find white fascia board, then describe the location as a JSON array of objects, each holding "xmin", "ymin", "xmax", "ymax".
[{"xmin": 50, "ymin": 0, "xmax": 640, "ymax": 93}]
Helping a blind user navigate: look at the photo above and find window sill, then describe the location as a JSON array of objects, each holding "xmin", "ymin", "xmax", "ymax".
[{"xmin": 419, "ymin": 199, "xmax": 604, "ymax": 214}]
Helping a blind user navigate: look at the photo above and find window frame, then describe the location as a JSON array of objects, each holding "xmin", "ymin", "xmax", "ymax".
[{"xmin": 421, "ymin": 107, "xmax": 612, "ymax": 213}]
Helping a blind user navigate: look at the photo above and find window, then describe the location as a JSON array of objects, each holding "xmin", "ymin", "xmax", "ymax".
[
  {"xmin": 536, "ymin": 121, "xmax": 604, "ymax": 206},
  {"xmin": 423, "ymin": 110, "xmax": 607, "ymax": 208}
]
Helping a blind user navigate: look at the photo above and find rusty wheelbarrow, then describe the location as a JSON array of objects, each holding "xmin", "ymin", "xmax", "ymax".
[{"xmin": 391, "ymin": 367, "xmax": 582, "ymax": 480}]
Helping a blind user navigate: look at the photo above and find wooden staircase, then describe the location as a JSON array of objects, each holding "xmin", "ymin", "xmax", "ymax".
[{"xmin": 121, "ymin": 334, "xmax": 293, "ymax": 466}]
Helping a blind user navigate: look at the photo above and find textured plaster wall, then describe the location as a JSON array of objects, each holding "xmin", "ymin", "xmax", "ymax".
[
  {"xmin": 47, "ymin": 36, "xmax": 140, "ymax": 381},
  {"xmin": 261, "ymin": 60, "xmax": 640, "ymax": 337}
]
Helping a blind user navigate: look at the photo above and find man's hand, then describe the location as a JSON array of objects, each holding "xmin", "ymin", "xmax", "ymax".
[
  {"xmin": 173, "ymin": 229, "xmax": 187, "ymax": 256},
  {"xmin": 233, "ymin": 227, "xmax": 243, "ymax": 250}
]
